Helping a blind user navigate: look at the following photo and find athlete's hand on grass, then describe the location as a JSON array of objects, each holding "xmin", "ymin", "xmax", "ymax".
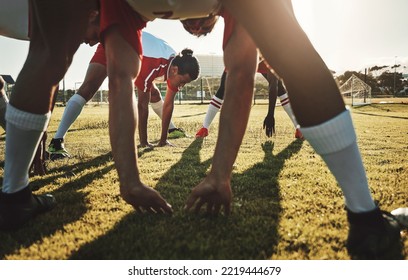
[
  {"xmin": 139, "ymin": 142, "xmax": 154, "ymax": 148},
  {"xmin": 185, "ymin": 177, "xmax": 232, "ymax": 215},
  {"xmin": 120, "ymin": 183, "xmax": 173, "ymax": 214},
  {"xmin": 263, "ymin": 114, "xmax": 275, "ymax": 137},
  {"xmin": 157, "ymin": 140, "xmax": 175, "ymax": 147}
]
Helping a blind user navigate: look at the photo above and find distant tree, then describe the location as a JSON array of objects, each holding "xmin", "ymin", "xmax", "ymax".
[
  {"xmin": 391, "ymin": 64, "xmax": 401, "ymax": 70},
  {"xmin": 336, "ymin": 71, "xmax": 356, "ymax": 85},
  {"xmin": 377, "ymin": 71, "xmax": 403, "ymax": 95},
  {"xmin": 335, "ymin": 70, "xmax": 379, "ymax": 92},
  {"xmin": 369, "ymin": 65, "xmax": 388, "ymax": 76}
]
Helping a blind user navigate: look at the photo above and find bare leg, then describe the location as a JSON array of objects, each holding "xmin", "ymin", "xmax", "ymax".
[
  {"xmin": 10, "ymin": 0, "xmax": 94, "ymax": 114},
  {"xmin": 53, "ymin": 63, "xmax": 107, "ymax": 140},
  {"xmin": 0, "ymin": 0, "xmax": 96, "ymax": 230},
  {"xmin": 222, "ymin": 0, "xmax": 344, "ymax": 127},
  {"xmin": 5, "ymin": 0, "xmax": 94, "ymax": 190},
  {"xmin": 221, "ymin": 0, "xmax": 402, "ymax": 259}
]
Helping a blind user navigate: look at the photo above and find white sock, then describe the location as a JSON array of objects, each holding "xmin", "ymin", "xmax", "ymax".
[
  {"xmin": 150, "ymin": 100, "xmax": 176, "ymax": 130},
  {"xmin": 2, "ymin": 104, "xmax": 51, "ymax": 193},
  {"xmin": 300, "ymin": 109, "xmax": 376, "ymax": 213},
  {"xmin": 0, "ymin": 93, "xmax": 8, "ymax": 130},
  {"xmin": 54, "ymin": 93, "xmax": 87, "ymax": 139},
  {"xmin": 203, "ymin": 96, "xmax": 223, "ymax": 129},
  {"xmin": 279, "ymin": 93, "xmax": 299, "ymax": 128}
]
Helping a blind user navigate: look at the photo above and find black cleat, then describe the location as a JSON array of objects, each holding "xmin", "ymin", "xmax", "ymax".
[
  {"xmin": 47, "ymin": 138, "xmax": 70, "ymax": 159},
  {"xmin": 0, "ymin": 186, "xmax": 56, "ymax": 230},
  {"xmin": 346, "ymin": 207, "xmax": 404, "ymax": 259}
]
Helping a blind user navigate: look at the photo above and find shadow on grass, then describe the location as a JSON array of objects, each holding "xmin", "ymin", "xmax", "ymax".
[
  {"xmin": 0, "ymin": 152, "xmax": 114, "ymax": 259},
  {"xmin": 0, "ymin": 133, "xmax": 3, "ymax": 168},
  {"xmin": 69, "ymin": 138, "xmax": 303, "ymax": 260},
  {"xmin": 353, "ymin": 104, "xmax": 408, "ymax": 120},
  {"xmin": 353, "ymin": 111, "xmax": 408, "ymax": 120},
  {"xmin": 178, "ymin": 112, "xmax": 207, "ymax": 118},
  {"xmin": 29, "ymin": 152, "xmax": 114, "ymax": 191}
]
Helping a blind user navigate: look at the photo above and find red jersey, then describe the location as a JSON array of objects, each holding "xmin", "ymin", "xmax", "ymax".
[
  {"xmin": 257, "ymin": 60, "xmax": 270, "ymax": 74},
  {"xmin": 99, "ymin": 0, "xmax": 146, "ymax": 57},
  {"xmin": 99, "ymin": 0, "xmax": 236, "ymax": 55}
]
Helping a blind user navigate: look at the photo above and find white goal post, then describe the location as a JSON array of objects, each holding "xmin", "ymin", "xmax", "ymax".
[{"xmin": 339, "ymin": 74, "xmax": 371, "ymax": 106}]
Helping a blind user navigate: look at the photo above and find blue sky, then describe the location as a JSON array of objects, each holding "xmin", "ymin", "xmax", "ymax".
[{"xmin": 1, "ymin": 0, "xmax": 407, "ymax": 89}]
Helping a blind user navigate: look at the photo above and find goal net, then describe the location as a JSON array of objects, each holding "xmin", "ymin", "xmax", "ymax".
[{"xmin": 339, "ymin": 74, "xmax": 371, "ymax": 106}]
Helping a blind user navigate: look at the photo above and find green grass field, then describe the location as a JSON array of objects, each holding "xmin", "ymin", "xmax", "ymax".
[{"xmin": 0, "ymin": 102, "xmax": 407, "ymax": 260}]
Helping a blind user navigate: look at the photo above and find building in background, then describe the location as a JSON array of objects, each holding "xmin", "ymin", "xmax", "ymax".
[{"xmin": 196, "ymin": 54, "xmax": 224, "ymax": 77}]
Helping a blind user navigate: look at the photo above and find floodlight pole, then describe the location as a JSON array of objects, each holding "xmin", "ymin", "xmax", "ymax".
[
  {"xmin": 351, "ymin": 76, "xmax": 354, "ymax": 106},
  {"xmin": 62, "ymin": 77, "xmax": 66, "ymax": 104},
  {"xmin": 393, "ymin": 56, "xmax": 397, "ymax": 96},
  {"xmin": 200, "ymin": 78, "xmax": 203, "ymax": 104},
  {"xmin": 364, "ymin": 68, "xmax": 367, "ymax": 103}
]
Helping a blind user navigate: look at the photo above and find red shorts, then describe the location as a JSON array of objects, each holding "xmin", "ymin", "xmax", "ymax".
[
  {"xmin": 90, "ymin": 43, "xmax": 141, "ymax": 87},
  {"xmin": 99, "ymin": 0, "xmax": 146, "ymax": 57},
  {"xmin": 90, "ymin": 44, "xmax": 107, "ymax": 66},
  {"xmin": 257, "ymin": 60, "xmax": 270, "ymax": 74}
]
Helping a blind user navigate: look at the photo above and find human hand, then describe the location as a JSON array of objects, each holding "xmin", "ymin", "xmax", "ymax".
[
  {"xmin": 185, "ymin": 177, "xmax": 232, "ymax": 215},
  {"xmin": 263, "ymin": 114, "xmax": 275, "ymax": 137},
  {"xmin": 120, "ymin": 183, "xmax": 173, "ymax": 214},
  {"xmin": 139, "ymin": 142, "xmax": 154, "ymax": 148},
  {"xmin": 157, "ymin": 140, "xmax": 175, "ymax": 147}
]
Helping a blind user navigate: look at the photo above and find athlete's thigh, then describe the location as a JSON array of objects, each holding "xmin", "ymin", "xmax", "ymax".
[
  {"xmin": 79, "ymin": 63, "xmax": 108, "ymax": 101},
  {"xmin": 137, "ymin": 90, "xmax": 151, "ymax": 107},
  {"xmin": 29, "ymin": 0, "xmax": 95, "ymax": 58},
  {"xmin": 149, "ymin": 84, "xmax": 162, "ymax": 103}
]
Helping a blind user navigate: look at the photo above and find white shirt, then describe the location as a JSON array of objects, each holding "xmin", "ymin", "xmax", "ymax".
[
  {"xmin": 142, "ymin": 31, "xmax": 176, "ymax": 60},
  {"xmin": 125, "ymin": 0, "xmax": 221, "ymax": 20},
  {"xmin": 0, "ymin": 0, "xmax": 29, "ymax": 40}
]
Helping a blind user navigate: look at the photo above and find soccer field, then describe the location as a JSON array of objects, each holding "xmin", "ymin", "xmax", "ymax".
[{"xmin": 0, "ymin": 103, "xmax": 407, "ymax": 260}]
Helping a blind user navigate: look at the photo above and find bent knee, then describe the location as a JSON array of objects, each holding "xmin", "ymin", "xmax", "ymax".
[{"xmin": 150, "ymin": 92, "xmax": 161, "ymax": 103}]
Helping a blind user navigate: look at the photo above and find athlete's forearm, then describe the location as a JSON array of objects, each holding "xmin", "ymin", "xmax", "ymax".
[
  {"xmin": 160, "ymin": 90, "xmax": 176, "ymax": 142},
  {"xmin": 137, "ymin": 90, "xmax": 150, "ymax": 145},
  {"xmin": 109, "ymin": 79, "xmax": 140, "ymax": 184},
  {"xmin": 210, "ymin": 71, "xmax": 254, "ymax": 180}
]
